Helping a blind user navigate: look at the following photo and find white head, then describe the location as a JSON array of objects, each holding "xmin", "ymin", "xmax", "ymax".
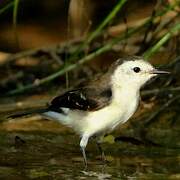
[{"xmin": 111, "ymin": 57, "xmax": 169, "ymax": 90}]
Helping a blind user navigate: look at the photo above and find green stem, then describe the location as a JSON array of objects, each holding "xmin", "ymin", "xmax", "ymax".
[
  {"xmin": 70, "ymin": 0, "xmax": 127, "ymax": 61},
  {"xmin": 13, "ymin": 0, "xmax": 20, "ymax": 49},
  {"xmin": 13, "ymin": 0, "xmax": 20, "ymax": 28},
  {"xmin": 143, "ymin": 23, "xmax": 180, "ymax": 59},
  {"xmin": 86, "ymin": 0, "xmax": 127, "ymax": 44},
  {"xmin": 0, "ymin": 2, "xmax": 14, "ymax": 15}
]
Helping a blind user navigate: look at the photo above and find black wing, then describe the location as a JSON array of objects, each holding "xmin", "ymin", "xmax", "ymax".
[{"xmin": 48, "ymin": 87, "xmax": 112, "ymax": 112}]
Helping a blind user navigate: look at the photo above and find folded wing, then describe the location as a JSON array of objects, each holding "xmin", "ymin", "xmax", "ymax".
[{"xmin": 48, "ymin": 87, "xmax": 112, "ymax": 112}]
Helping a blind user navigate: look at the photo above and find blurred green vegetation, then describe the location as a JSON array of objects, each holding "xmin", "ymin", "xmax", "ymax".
[{"xmin": 0, "ymin": 0, "xmax": 179, "ymax": 95}]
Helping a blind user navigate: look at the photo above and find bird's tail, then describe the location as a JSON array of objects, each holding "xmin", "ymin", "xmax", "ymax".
[
  {"xmin": 8, "ymin": 108, "xmax": 48, "ymax": 119},
  {"xmin": 8, "ymin": 108, "xmax": 73, "ymax": 129}
]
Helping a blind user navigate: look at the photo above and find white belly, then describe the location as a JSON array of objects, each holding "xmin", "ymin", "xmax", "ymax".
[{"xmin": 81, "ymin": 99, "xmax": 139, "ymax": 136}]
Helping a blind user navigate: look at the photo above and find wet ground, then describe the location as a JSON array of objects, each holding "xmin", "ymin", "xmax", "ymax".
[{"xmin": 0, "ymin": 127, "xmax": 179, "ymax": 179}]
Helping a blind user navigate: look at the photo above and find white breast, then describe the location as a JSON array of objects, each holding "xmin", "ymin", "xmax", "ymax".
[
  {"xmin": 84, "ymin": 97, "xmax": 138, "ymax": 135},
  {"xmin": 65, "ymin": 91, "xmax": 132, "ymax": 137}
]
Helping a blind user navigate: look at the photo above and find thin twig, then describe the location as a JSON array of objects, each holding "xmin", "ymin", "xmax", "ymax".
[
  {"xmin": 138, "ymin": 0, "xmax": 161, "ymax": 54},
  {"xmin": 144, "ymin": 94, "xmax": 180, "ymax": 126},
  {"xmin": 136, "ymin": 94, "xmax": 180, "ymax": 145},
  {"xmin": 141, "ymin": 86, "xmax": 180, "ymax": 97}
]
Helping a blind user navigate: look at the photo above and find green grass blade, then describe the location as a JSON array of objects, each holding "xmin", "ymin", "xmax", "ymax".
[
  {"xmin": 143, "ymin": 23, "xmax": 180, "ymax": 59},
  {"xmin": 13, "ymin": 0, "xmax": 20, "ymax": 27},
  {"xmin": 86, "ymin": 0, "xmax": 127, "ymax": 44},
  {"xmin": 70, "ymin": 0, "xmax": 127, "ymax": 62},
  {"xmin": 13, "ymin": 0, "xmax": 20, "ymax": 49},
  {"xmin": 0, "ymin": 2, "xmax": 14, "ymax": 15}
]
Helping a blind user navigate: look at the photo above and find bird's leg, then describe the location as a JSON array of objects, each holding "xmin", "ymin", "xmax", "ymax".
[
  {"xmin": 80, "ymin": 134, "xmax": 89, "ymax": 169},
  {"xmin": 96, "ymin": 136, "xmax": 106, "ymax": 163},
  {"xmin": 96, "ymin": 142, "xmax": 106, "ymax": 162}
]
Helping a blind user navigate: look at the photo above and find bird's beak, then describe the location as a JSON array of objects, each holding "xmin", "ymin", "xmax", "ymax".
[{"xmin": 149, "ymin": 69, "xmax": 170, "ymax": 74}]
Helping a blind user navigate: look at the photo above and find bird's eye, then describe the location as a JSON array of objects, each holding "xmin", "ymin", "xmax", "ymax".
[{"xmin": 133, "ymin": 67, "xmax": 141, "ymax": 73}]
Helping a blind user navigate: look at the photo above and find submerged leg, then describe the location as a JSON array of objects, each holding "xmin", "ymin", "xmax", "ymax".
[
  {"xmin": 96, "ymin": 141, "xmax": 106, "ymax": 162},
  {"xmin": 80, "ymin": 135, "xmax": 89, "ymax": 168},
  {"xmin": 96, "ymin": 136, "xmax": 106, "ymax": 163}
]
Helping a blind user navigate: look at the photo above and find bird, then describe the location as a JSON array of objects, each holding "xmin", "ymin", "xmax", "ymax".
[{"xmin": 9, "ymin": 56, "xmax": 170, "ymax": 167}]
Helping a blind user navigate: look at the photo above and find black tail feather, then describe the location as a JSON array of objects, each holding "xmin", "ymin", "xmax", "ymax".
[{"xmin": 8, "ymin": 108, "xmax": 48, "ymax": 118}]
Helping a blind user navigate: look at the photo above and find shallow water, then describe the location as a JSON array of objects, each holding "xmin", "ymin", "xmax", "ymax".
[{"xmin": 0, "ymin": 129, "xmax": 179, "ymax": 179}]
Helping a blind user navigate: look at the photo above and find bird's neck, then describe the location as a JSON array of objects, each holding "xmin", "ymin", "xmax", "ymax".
[{"xmin": 112, "ymin": 83, "xmax": 140, "ymax": 105}]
